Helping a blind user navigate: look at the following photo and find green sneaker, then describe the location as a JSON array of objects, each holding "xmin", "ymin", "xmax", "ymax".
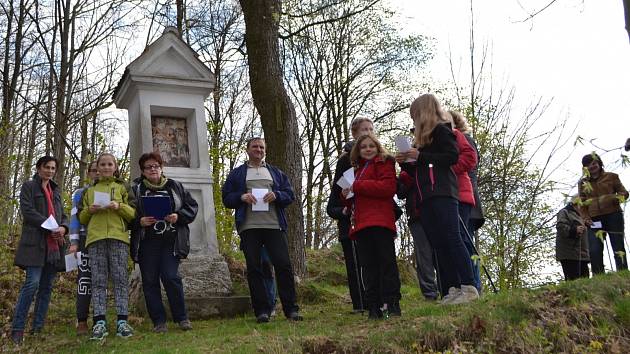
[
  {"xmin": 90, "ymin": 320, "xmax": 108, "ymax": 341},
  {"xmin": 116, "ymin": 320, "xmax": 133, "ymax": 338}
]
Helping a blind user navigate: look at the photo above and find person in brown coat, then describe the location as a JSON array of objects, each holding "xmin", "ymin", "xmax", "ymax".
[
  {"xmin": 578, "ymin": 153, "xmax": 629, "ymax": 274},
  {"xmin": 555, "ymin": 198, "xmax": 590, "ymax": 280}
]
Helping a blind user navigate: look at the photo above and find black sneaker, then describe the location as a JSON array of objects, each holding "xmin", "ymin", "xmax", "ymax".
[
  {"xmin": 256, "ymin": 313, "xmax": 270, "ymax": 323},
  {"xmin": 389, "ymin": 302, "xmax": 401, "ymax": 317},
  {"xmin": 368, "ymin": 307, "xmax": 383, "ymax": 320},
  {"xmin": 287, "ymin": 312, "xmax": 303, "ymax": 321}
]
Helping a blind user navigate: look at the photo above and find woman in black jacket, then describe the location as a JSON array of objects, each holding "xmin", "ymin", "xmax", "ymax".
[
  {"xmin": 130, "ymin": 152, "xmax": 198, "ymax": 333},
  {"xmin": 398, "ymin": 94, "xmax": 478, "ymax": 305},
  {"xmin": 326, "ymin": 117, "xmax": 374, "ymax": 313},
  {"xmin": 11, "ymin": 156, "xmax": 69, "ymax": 344}
]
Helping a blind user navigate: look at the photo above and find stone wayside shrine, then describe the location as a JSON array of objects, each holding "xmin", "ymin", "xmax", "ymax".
[{"xmin": 113, "ymin": 27, "xmax": 249, "ymax": 318}]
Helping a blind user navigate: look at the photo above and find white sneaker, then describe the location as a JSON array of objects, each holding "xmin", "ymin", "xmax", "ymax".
[
  {"xmin": 439, "ymin": 287, "xmax": 462, "ymax": 305},
  {"xmin": 449, "ymin": 285, "xmax": 479, "ymax": 305}
]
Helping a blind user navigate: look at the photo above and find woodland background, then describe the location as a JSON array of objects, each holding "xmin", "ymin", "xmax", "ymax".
[{"xmin": 1, "ymin": 0, "xmax": 628, "ymax": 293}]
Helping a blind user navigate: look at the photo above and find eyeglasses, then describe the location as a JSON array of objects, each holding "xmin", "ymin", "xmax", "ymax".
[{"xmin": 143, "ymin": 164, "xmax": 162, "ymax": 171}]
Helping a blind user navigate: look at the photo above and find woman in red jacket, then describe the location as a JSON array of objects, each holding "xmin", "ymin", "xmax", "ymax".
[{"xmin": 342, "ymin": 133, "xmax": 400, "ymax": 319}]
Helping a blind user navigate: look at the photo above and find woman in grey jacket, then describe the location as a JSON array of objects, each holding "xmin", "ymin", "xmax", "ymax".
[
  {"xmin": 555, "ymin": 198, "xmax": 590, "ymax": 280},
  {"xmin": 11, "ymin": 156, "xmax": 69, "ymax": 345}
]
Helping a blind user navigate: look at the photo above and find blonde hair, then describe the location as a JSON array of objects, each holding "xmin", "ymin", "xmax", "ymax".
[
  {"xmin": 350, "ymin": 117, "xmax": 374, "ymax": 136},
  {"xmin": 349, "ymin": 133, "xmax": 391, "ymax": 166},
  {"xmin": 96, "ymin": 152, "xmax": 120, "ymax": 178},
  {"xmin": 449, "ymin": 110, "xmax": 472, "ymax": 134},
  {"xmin": 410, "ymin": 93, "xmax": 447, "ymax": 147}
]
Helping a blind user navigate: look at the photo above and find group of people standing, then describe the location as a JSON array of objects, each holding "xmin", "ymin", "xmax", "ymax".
[
  {"xmin": 328, "ymin": 93, "xmax": 485, "ymax": 319},
  {"xmin": 8, "ymin": 93, "xmax": 627, "ymax": 344},
  {"xmin": 555, "ymin": 152, "xmax": 628, "ymax": 281},
  {"xmin": 11, "ymin": 152, "xmax": 198, "ymax": 344}
]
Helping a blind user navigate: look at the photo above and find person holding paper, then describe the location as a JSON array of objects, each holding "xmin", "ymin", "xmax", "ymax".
[
  {"xmin": 79, "ymin": 153, "xmax": 135, "ymax": 340},
  {"xmin": 399, "ymin": 93, "xmax": 478, "ymax": 305},
  {"xmin": 326, "ymin": 117, "xmax": 374, "ymax": 313},
  {"xmin": 68, "ymin": 161, "xmax": 99, "ymax": 335},
  {"xmin": 11, "ymin": 156, "xmax": 69, "ymax": 345},
  {"xmin": 578, "ymin": 153, "xmax": 629, "ymax": 274},
  {"xmin": 341, "ymin": 133, "xmax": 401, "ymax": 320},
  {"xmin": 129, "ymin": 152, "xmax": 198, "ymax": 333},
  {"xmin": 222, "ymin": 137, "xmax": 302, "ymax": 323},
  {"xmin": 555, "ymin": 197, "xmax": 590, "ymax": 280}
]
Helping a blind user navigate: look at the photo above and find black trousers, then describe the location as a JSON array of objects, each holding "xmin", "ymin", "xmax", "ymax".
[
  {"xmin": 560, "ymin": 260, "xmax": 589, "ymax": 281},
  {"xmin": 340, "ymin": 238, "xmax": 366, "ymax": 310},
  {"xmin": 240, "ymin": 229, "xmax": 298, "ymax": 317},
  {"xmin": 588, "ymin": 212, "xmax": 627, "ymax": 274},
  {"xmin": 76, "ymin": 252, "xmax": 91, "ymax": 322},
  {"xmin": 355, "ymin": 227, "xmax": 401, "ymax": 309}
]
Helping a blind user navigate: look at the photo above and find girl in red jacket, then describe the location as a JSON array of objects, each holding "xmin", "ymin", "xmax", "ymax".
[{"xmin": 342, "ymin": 133, "xmax": 401, "ymax": 319}]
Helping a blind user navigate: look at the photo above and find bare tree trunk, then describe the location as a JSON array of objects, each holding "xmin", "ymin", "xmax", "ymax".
[
  {"xmin": 624, "ymin": 0, "xmax": 630, "ymax": 43},
  {"xmin": 239, "ymin": 0, "xmax": 306, "ymax": 276}
]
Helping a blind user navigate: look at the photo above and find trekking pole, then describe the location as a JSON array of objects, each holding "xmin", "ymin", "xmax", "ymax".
[
  {"xmin": 458, "ymin": 216, "xmax": 498, "ymax": 294},
  {"xmin": 604, "ymin": 234, "xmax": 615, "ymax": 272},
  {"xmin": 351, "ymin": 239, "xmax": 364, "ymax": 312}
]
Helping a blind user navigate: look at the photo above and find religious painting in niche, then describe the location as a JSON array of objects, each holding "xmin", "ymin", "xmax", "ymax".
[{"xmin": 151, "ymin": 116, "xmax": 190, "ymax": 167}]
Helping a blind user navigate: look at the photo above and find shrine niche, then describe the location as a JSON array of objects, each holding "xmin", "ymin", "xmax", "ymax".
[{"xmin": 151, "ymin": 116, "xmax": 190, "ymax": 167}]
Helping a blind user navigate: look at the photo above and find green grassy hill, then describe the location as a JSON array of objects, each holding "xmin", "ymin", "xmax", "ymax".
[{"xmin": 1, "ymin": 246, "xmax": 629, "ymax": 353}]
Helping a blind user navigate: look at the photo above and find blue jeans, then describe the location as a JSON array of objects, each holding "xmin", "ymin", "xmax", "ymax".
[
  {"xmin": 420, "ymin": 197, "xmax": 474, "ymax": 296},
  {"xmin": 139, "ymin": 237, "xmax": 188, "ymax": 325},
  {"xmin": 12, "ymin": 264, "xmax": 57, "ymax": 332},
  {"xmin": 588, "ymin": 211, "xmax": 627, "ymax": 274}
]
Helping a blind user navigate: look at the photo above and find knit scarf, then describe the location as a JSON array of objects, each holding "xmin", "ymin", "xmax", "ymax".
[
  {"xmin": 143, "ymin": 176, "xmax": 168, "ymax": 191},
  {"xmin": 43, "ymin": 183, "xmax": 61, "ymax": 264}
]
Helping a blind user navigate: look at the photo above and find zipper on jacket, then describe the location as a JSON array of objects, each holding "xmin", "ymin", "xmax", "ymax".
[
  {"xmin": 414, "ymin": 168, "xmax": 423, "ymax": 202},
  {"xmin": 429, "ymin": 164, "xmax": 435, "ymax": 191}
]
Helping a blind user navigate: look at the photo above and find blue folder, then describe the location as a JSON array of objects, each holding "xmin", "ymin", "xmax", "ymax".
[{"xmin": 141, "ymin": 196, "xmax": 172, "ymax": 220}]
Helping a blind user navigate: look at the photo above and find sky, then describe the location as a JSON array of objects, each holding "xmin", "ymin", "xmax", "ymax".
[{"xmin": 390, "ymin": 0, "xmax": 630, "ymax": 274}]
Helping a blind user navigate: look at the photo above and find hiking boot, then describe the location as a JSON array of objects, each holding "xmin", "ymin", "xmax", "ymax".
[
  {"xmin": 449, "ymin": 285, "xmax": 480, "ymax": 305},
  {"xmin": 10, "ymin": 330, "xmax": 23, "ymax": 345},
  {"xmin": 116, "ymin": 320, "xmax": 134, "ymax": 338},
  {"xmin": 368, "ymin": 306, "xmax": 383, "ymax": 320},
  {"xmin": 90, "ymin": 320, "xmax": 108, "ymax": 341},
  {"xmin": 256, "ymin": 313, "xmax": 270, "ymax": 323},
  {"xmin": 287, "ymin": 311, "xmax": 303, "ymax": 321},
  {"xmin": 153, "ymin": 323, "xmax": 168, "ymax": 333},
  {"xmin": 440, "ymin": 287, "xmax": 462, "ymax": 305},
  {"xmin": 77, "ymin": 321, "xmax": 89, "ymax": 335},
  {"xmin": 178, "ymin": 320, "xmax": 192, "ymax": 331}
]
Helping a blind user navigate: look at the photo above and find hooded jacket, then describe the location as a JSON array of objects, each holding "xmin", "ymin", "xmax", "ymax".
[
  {"xmin": 345, "ymin": 156, "xmax": 397, "ymax": 239},
  {"xmin": 78, "ymin": 176, "xmax": 135, "ymax": 247},
  {"xmin": 555, "ymin": 203, "xmax": 589, "ymax": 262}
]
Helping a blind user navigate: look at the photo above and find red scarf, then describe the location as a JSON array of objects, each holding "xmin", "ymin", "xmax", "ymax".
[{"xmin": 43, "ymin": 182, "xmax": 61, "ymax": 263}]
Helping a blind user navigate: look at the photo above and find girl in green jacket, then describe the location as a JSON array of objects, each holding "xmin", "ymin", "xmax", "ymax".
[{"xmin": 79, "ymin": 153, "xmax": 135, "ymax": 340}]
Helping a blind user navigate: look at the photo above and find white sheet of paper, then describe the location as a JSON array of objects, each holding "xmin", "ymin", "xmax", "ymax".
[
  {"xmin": 76, "ymin": 251, "xmax": 82, "ymax": 265},
  {"xmin": 395, "ymin": 135, "xmax": 412, "ymax": 152},
  {"xmin": 342, "ymin": 167, "xmax": 355, "ymax": 184},
  {"xmin": 395, "ymin": 135, "xmax": 416, "ymax": 162},
  {"xmin": 93, "ymin": 191, "xmax": 111, "ymax": 207},
  {"xmin": 41, "ymin": 215, "xmax": 59, "ymax": 230},
  {"xmin": 341, "ymin": 168, "xmax": 356, "ymax": 199},
  {"xmin": 251, "ymin": 188, "xmax": 269, "ymax": 211},
  {"xmin": 65, "ymin": 253, "xmax": 78, "ymax": 272},
  {"xmin": 336, "ymin": 176, "xmax": 352, "ymax": 189},
  {"xmin": 591, "ymin": 221, "xmax": 603, "ymax": 229}
]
